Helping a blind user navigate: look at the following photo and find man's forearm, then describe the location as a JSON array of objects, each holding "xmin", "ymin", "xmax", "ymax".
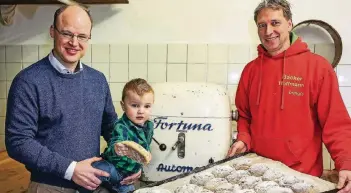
[{"xmin": 6, "ymin": 137, "xmax": 73, "ymax": 178}]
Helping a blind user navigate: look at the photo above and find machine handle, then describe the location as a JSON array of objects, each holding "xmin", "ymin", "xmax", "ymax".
[
  {"xmin": 171, "ymin": 132, "xmax": 185, "ymax": 158},
  {"xmin": 172, "ymin": 141, "xmax": 181, "ymax": 150},
  {"xmin": 152, "ymin": 137, "xmax": 167, "ymax": 151}
]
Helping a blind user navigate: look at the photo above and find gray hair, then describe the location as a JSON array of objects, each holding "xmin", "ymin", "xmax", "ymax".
[{"xmin": 254, "ymin": 0, "xmax": 292, "ymax": 23}]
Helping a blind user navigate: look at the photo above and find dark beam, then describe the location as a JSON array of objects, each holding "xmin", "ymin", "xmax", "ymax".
[{"xmin": 0, "ymin": 0, "xmax": 128, "ymax": 4}]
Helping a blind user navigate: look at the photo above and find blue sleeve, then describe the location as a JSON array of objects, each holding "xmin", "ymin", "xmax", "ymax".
[
  {"xmin": 5, "ymin": 77, "xmax": 72, "ymax": 178},
  {"xmin": 101, "ymin": 77, "xmax": 118, "ymax": 142}
]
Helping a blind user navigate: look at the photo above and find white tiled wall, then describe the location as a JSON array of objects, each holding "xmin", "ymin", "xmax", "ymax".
[{"xmin": 0, "ymin": 43, "xmax": 350, "ymax": 170}]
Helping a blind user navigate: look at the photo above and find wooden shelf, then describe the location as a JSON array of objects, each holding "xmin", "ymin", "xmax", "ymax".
[{"xmin": 0, "ymin": 0, "xmax": 128, "ymax": 5}]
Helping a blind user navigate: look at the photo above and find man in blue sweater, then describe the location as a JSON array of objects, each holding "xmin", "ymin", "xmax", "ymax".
[{"xmin": 5, "ymin": 5, "xmax": 138, "ymax": 193}]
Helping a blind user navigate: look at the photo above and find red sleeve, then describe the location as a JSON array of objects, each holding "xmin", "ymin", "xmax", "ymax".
[
  {"xmin": 318, "ymin": 61, "xmax": 351, "ymax": 171},
  {"xmin": 235, "ymin": 65, "xmax": 252, "ymax": 150}
]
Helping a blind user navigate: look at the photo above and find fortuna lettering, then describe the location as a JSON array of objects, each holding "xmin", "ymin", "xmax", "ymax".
[
  {"xmin": 156, "ymin": 163, "xmax": 193, "ymax": 173},
  {"xmin": 153, "ymin": 117, "xmax": 213, "ymax": 132}
]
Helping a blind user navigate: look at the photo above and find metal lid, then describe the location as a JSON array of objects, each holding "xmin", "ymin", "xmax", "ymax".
[{"xmin": 293, "ymin": 19, "xmax": 343, "ymax": 68}]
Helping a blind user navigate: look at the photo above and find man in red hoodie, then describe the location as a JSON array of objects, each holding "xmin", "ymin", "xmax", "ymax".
[{"xmin": 226, "ymin": 0, "xmax": 351, "ymax": 192}]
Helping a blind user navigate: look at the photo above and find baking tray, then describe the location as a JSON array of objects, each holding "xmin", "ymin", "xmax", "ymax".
[
  {"xmin": 140, "ymin": 152, "xmax": 249, "ymax": 188},
  {"xmin": 137, "ymin": 152, "xmax": 339, "ymax": 193},
  {"xmin": 322, "ymin": 189, "xmax": 339, "ymax": 193}
]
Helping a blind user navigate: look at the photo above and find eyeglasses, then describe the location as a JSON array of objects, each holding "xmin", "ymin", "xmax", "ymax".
[{"xmin": 54, "ymin": 25, "xmax": 91, "ymax": 42}]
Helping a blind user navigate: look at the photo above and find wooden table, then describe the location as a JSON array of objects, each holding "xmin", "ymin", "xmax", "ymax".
[{"xmin": 0, "ymin": 151, "xmax": 30, "ymax": 193}]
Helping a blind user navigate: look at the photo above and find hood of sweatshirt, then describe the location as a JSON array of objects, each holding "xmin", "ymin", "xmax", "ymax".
[{"xmin": 255, "ymin": 31, "xmax": 310, "ymax": 109}]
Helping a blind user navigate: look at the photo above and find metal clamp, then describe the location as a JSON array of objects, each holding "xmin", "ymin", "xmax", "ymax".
[
  {"xmin": 172, "ymin": 132, "xmax": 185, "ymax": 158},
  {"xmin": 231, "ymin": 110, "xmax": 239, "ymax": 121}
]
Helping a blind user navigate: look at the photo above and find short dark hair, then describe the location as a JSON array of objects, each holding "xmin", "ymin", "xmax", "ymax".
[
  {"xmin": 53, "ymin": 5, "xmax": 93, "ymax": 28},
  {"xmin": 254, "ymin": 0, "xmax": 292, "ymax": 23}
]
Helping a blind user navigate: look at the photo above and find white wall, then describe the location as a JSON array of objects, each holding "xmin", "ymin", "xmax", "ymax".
[
  {"xmin": 0, "ymin": 0, "xmax": 350, "ymax": 45},
  {"xmin": 0, "ymin": 0, "xmax": 350, "ymax": 169}
]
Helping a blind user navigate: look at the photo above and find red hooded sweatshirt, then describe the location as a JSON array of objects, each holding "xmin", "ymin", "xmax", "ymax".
[{"xmin": 235, "ymin": 34, "xmax": 351, "ymax": 176}]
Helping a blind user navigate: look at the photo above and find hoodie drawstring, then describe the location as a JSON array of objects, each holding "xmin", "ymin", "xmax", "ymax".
[
  {"xmin": 281, "ymin": 51, "xmax": 287, "ymax": 110},
  {"xmin": 256, "ymin": 54, "xmax": 263, "ymax": 106},
  {"xmin": 256, "ymin": 52, "xmax": 287, "ymax": 110}
]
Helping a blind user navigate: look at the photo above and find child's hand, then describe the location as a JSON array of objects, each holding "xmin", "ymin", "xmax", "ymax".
[{"xmin": 120, "ymin": 169, "xmax": 142, "ymax": 185}]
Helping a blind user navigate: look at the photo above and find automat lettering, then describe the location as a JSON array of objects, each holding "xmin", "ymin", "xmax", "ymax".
[{"xmin": 156, "ymin": 163, "xmax": 193, "ymax": 173}]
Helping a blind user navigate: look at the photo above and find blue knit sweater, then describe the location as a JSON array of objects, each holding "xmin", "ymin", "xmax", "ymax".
[{"xmin": 5, "ymin": 57, "xmax": 117, "ymax": 188}]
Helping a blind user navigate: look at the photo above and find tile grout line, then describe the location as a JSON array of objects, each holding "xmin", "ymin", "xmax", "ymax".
[
  {"xmin": 165, "ymin": 44, "xmax": 168, "ymax": 82},
  {"xmin": 146, "ymin": 44, "xmax": 149, "ymax": 81}
]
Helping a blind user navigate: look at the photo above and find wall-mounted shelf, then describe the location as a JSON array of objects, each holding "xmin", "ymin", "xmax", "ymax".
[{"xmin": 0, "ymin": 0, "xmax": 128, "ymax": 5}]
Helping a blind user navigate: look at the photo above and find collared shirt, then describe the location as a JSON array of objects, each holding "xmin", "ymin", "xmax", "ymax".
[
  {"xmin": 102, "ymin": 113, "xmax": 154, "ymax": 175},
  {"xmin": 48, "ymin": 51, "xmax": 83, "ymax": 74}
]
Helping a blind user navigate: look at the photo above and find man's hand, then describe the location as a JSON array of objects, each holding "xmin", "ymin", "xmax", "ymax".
[
  {"xmin": 337, "ymin": 170, "xmax": 351, "ymax": 193},
  {"xmin": 120, "ymin": 169, "xmax": 142, "ymax": 185},
  {"xmin": 226, "ymin": 140, "xmax": 247, "ymax": 158},
  {"xmin": 72, "ymin": 157, "xmax": 110, "ymax": 190}
]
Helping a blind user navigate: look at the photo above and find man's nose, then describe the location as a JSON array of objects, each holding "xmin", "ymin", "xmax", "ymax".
[
  {"xmin": 265, "ymin": 25, "xmax": 273, "ymax": 35},
  {"xmin": 69, "ymin": 36, "xmax": 79, "ymax": 46}
]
